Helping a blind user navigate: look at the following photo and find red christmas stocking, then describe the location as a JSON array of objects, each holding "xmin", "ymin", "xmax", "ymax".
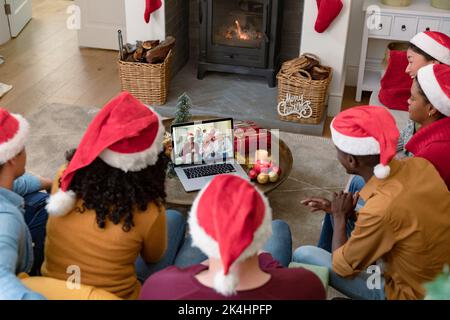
[
  {"xmin": 314, "ymin": 0, "xmax": 343, "ymax": 33},
  {"xmin": 144, "ymin": 0, "xmax": 162, "ymax": 24}
]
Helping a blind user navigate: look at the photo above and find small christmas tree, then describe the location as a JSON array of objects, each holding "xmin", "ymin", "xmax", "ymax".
[{"xmin": 173, "ymin": 92, "xmax": 193, "ymax": 124}]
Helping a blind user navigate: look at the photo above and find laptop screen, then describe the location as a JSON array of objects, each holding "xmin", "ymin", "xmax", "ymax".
[{"xmin": 171, "ymin": 118, "xmax": 234, "ymax": 166}]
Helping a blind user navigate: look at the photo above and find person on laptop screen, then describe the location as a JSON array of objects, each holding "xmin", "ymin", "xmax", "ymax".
[{"xmin": 180, "ymin": 133, "xmax": 200, "ymax": 164}]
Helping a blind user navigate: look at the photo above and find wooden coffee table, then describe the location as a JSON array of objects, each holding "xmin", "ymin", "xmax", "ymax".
[{"xmin": 163, "ymin": 117, "xmax": 293, "ymax": 206}]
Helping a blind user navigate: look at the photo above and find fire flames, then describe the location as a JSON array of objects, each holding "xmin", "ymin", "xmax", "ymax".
[{"xmin": 224, "ymin": 19, "xmax": 262, "ymax": 42}]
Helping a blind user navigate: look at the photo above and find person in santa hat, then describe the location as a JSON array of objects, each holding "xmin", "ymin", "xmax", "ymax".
[
  {"xmin": 317, "ymin": 33, "xmax": 450, "ymax": 257},
  {"xmin": 407, "ymin": 31, "xmax": 450, "ymax": 78},
  {"xmin": 180, "ymin": 132, "xmax": 200, "ymax": 164},
  {"xmin": 373, "ymin": 31, "xmax": 450, "ymax": 148},
  {"xmin": 294, "ymin": 106, "xmax": 450, "ymax": 300},
  {"xmin": 139, "ymin": 175, "xmax": 326, "ymax": 300},
  {"xmin": 404, "ymin": 64, "xmax": 450, "ymax": 189},
  {"xmin": 40, "ymin": 92, "xmax": 187, "ymax": 300},
  {"xmin": 317, "ymin": 64, "xmax": 450, "ymax": 255},
  {"xmin": 0, "ymin": 108, "xmax": 46, "ymax": 299},
  {"xmin": 394, "ymin": 31, "xmax": 450, "ymax": 153}
]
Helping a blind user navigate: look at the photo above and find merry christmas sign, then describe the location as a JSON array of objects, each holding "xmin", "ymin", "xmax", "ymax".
[{"xmin": 277, "ymin": 93, "xmax": 313, "ymax": 119}]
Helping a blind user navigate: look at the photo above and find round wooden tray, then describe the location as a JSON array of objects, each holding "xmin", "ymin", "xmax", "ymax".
[{"xmin": 163, "ymin": 117, "xmax": 293, "ymax": 206}]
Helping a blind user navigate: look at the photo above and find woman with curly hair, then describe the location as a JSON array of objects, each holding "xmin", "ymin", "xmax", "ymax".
[{"xmin": 40, "ymin": 92, "xmax": 186, "ymax": 300}]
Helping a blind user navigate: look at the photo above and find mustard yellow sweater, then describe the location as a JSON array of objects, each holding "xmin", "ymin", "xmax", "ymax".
[{"xmin": 41, "ymin": 167, "xmax": 167, "ymax": 300}]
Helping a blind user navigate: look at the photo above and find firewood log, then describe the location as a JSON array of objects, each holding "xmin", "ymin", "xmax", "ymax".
[{"xmin": 145, "ymin": 36, "xmax": 175, "ymax": 64}]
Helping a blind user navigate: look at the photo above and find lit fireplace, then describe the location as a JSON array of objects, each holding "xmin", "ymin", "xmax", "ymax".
[
  {"xmin": 220, "ymin": 19, "xmax": 263, "ymax": 47},
  {"xmin": 198, "ymin": 0, "xmax": 283, "ymax": 87}
]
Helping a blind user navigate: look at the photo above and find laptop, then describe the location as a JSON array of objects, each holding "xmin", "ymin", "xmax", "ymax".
[{"xmin": 171, "ymin": 118, "xmax": 248, "ymax": 192}]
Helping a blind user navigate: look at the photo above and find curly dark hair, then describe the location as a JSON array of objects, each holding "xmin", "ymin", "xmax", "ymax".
[{"xmin": 63, "ymin": 149, "xmax": 170, "ymax": 232}]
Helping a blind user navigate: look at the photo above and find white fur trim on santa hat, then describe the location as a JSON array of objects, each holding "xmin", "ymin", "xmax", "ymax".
[
  {"xmin": 0, "ymin": 114, "xmax": 29, "ymax": 164},
  {"xmin": 418, "ymin": 65, "xmax": 450, "ymax": 117},
  {"xmin": 214, "ymin": 271, "xmax": 239, "ymax": 297},
  {"xmin": 330, "ymin": 120, "xmax": 380, "ymax": 156},
  {"xmin": 45, "ymin": 190, "xmax": 77, "ymax": 216},
  {"xmin": 411, "ymin": 32, "xmax": 450, "ymax": 65},
  {"xmin": 99, "ymin": 108, "xmax": 165, "ymax": 172},
  {"xmin": 188, "ymin": 177, "xmax": 273, "ymax": 296},
  {"xmin": 374, "ymin": 164, "xmax": 391, "ymax": 180}
]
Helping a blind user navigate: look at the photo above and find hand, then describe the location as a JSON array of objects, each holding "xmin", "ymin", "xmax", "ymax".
[
  {"xmin": 331, "ymin": 191, "xmax": 358, "ymax": 222},
  {"xmin": 301, "ymin": 197, "xmax": 331, "ymax": 213},
  {"xmin": 37, "ymin": 176, "xmax": 53, "ymax": 193}
]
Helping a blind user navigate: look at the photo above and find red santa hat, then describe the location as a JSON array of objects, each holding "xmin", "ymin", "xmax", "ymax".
[
  {"xmin": 0, "ymin": 108, "xmax": 29, "ymax": 164},
  {"xmin": 330, "ymin": 106, "xmax": 399, "ymax": 179},
  {"xmin": 46, "ymin": 92, "xmax": 165, "ymax": 216},
  {"xmin": 188, "ymin": 175, "xmax": 272, "ymax": 296},
  {"xmin": 417, "ymin": 64, "xmax": 450, "ymax": 117},
  {"xmin": 410, "ymin": 31, "xmax": 450, "ymax": 65}
]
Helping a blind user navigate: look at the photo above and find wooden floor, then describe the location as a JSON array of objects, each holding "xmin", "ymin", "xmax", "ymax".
[
  {"xmin": 0, "ymin": 0, "xmax": 121, "ymax": 115},
  {"xmin": 0, "ymin": 0, "xmax": 369, "ymax": 138}
]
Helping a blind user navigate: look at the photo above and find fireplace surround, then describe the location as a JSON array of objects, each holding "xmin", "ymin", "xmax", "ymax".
[{"xmin": 197, "ymin": 0, "xmax": 283, "ymax": 87}]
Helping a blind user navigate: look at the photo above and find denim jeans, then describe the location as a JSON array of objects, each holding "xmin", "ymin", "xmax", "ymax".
[
  {"xmin": 136, "ymin": 209, "xmax": 187, "ymax": 282},
  {"xmin": 174, "ymin": 219, "xmax": 293, "ymax": 268},
  {"xmin": 23, "ymin": 192, "xmax": 49, "ymax": 276},
  {"xmin": 292, "ymin": 245, "xmax": 386, "ymax": 300},
  {"xmin": 317, "ymin": 175, "xmax": 366, "ymax": 253}
]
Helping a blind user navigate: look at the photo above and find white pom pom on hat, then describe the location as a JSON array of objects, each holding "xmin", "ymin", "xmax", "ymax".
[{"xmin": 213, "ymin": 271, "xmax": 239, "ymax": 297}]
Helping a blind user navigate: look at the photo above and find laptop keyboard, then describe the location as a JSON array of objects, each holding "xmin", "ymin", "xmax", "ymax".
[{"xmin": 183, "ymin": 163, "xmax": 236, "ymax": 179}]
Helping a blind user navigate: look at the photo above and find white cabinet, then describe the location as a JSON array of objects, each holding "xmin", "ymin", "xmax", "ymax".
[
  {"xmin": 368, "ymin": 15, "xmax": 393, "ymax": 37},
  {"xmin": 356, "ymin": 0, "xmax": 450, "ymax": 102},
  {"xmin": 441, "ymin": 20, "xmax": 450, "ymax": 34},
  {"xmin": 391, "ymin": 16, "xmax": 418, "ymax": 40},
  {"xmin": 418, "ymin": 18, "xmax": 441, "ymax": 32}
]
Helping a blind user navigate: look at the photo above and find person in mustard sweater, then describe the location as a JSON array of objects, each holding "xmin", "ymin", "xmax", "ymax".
[{"xmin": 40, "ymin": 92, "xmax": 185, "ymax": 300}]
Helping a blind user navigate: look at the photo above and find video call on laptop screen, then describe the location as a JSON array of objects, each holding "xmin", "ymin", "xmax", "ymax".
[{"xmin": 172, "ymin": 119, "xmax": 234, "ymax": 166}]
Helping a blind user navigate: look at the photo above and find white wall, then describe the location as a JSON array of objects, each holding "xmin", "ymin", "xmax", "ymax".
[
  {"xmin": 76, "ymin": 0, "xmax": 127, "ymax": 50},
  {"xmin": 345, "ymin": 0, "xmax": 398, "ymax": 86},
  {"xmin": 300, "ymin": 0, "xmax": 353, "ymax": 116},
  {"xmin": 125, "ymin": 0, "xmax": 165, "ymax": 44},
  {"xmin": 0, "ymin": 9, "xmax": 11, "ymax": 45}
]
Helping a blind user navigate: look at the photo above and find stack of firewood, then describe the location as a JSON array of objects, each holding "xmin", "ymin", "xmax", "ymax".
[
  {"xmin": 121, "ymin": 36, "xmax": 175, "ymax": 64},
  {"xmin": 280, "ymin": 54, "xmax": 330, "ymax": 81}
]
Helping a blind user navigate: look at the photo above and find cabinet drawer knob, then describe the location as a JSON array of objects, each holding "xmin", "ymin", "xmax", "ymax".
[
  {"xmin": 401, "ymin": 25, "xmax": 407, "ymax": 31},
  {"xmin": 377, "ymin": 23, "xmax": 383, "ymax": 30}
]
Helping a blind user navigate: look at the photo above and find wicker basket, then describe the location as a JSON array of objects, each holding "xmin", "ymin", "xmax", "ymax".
[
  {"xmin": 118, "ymin": 50, "xmax": 173, "ymax": 105},
  {"xmin": 277, "ymin": 54, "xmax": 332, "ymax": 125}
]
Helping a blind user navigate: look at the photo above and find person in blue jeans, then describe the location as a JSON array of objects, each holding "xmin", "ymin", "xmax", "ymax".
[
  {"xmin": 315, "ymin": 175, "xmax": 366, "ymax": 253},
  {"xmin": 0, "ymin": 108, "xmax": 45, "ymax": 299}
]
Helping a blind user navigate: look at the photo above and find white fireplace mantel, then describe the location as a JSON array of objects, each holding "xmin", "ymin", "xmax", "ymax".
[{"xmin": 300, "ymin": 0, "xmax": 353, "ymax": 117}]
